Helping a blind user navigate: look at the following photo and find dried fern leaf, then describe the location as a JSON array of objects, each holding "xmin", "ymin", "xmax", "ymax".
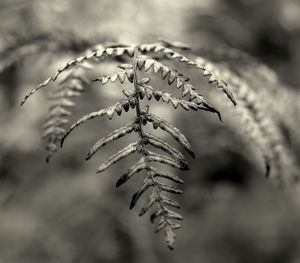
[
  {"xmin": 61, "ymin": 98, "xmax": 135, "ymax": 147},
  {"xmin": 217, "ymin": 65, "xmax": 298, "ymax": 183},
  {"xmin": 47, "ymin": 106, "xmax": 72, "ymax": 118},
  {"xmin": 43, "ymin": 117, "xmax": 69, "ymax": 129},
  {"xmin": 214, "ymin": 65, "xmax": 273, "ymax": 177},
  {"xmin": 157, "ymin": 183, "xmax": 183, "ymax": 194},
  {"xmin": 42, "ymin": 126, "xmax": 65, "ymax": 139},
  {"xmin": 58, "ymin": 79, "xmax": 89, "ymax": 93},
  {"xmin": 93, "ymin": 69, "xmax": 134, "ymax": 85},
  {"xmin": 154, "ymin": 219, "xmax": 167, "ymax": 233},
  {"xmin": 144, "ymin": 113, "xmax": 195, "ymax": 158},
  {"xmin": 136, "ymin": 55, "xmax": 188, "ymax": 87},
  {"xmin": 150, "ymin": 209, "xmax": 164, "ymax": 224},
  {"xmin": 149, "ymin": 207, "xmax": 182, "ymax": 249},
  {"xmin": 48, "ymin": 89, "xmax": 82, "ymax": 99},
  {"xmin": 20, "ymin": 45, "xmax": 135, "ymax": 105},
  {"xmin": 43, "ymin": 66, "xmax": 89, "ymax": 161},
  {"xmin": 136, "ymin": 56, "xmax": 221, "ymax": 119},
  {"xmin": 164, "ymin": 209, "xmax": 183, "ymax": 220},
  {"xmin": 97, "ymin": 142, "xmax": 138, "ymax": 173},
  {"xmin": 130, "ymin": 179, "xmax": 153, "ymax": 209},
  {"xmin": 86, "ymin": 120, "xmax": 135, "ymax": 160},
  {"xmin": 116, "ymin": 158, "xmax": 147, "ymax": 187},
  {"xmin": 136, "ymin": 55, "xmax": 183, "ymax": 80},
  {"xmin": 160, "ymin": 196, "xmax": 181, "ymax": 209},
  {"xmin": 151, "ymin": 168, "xmax": 184, "ymax": 184},
  {"xmin": 236, "ymin": 100, "xmax": 272, "ymax": 177},
  {"xmin": 139, "ymin": 44, "xmax": 236, "ymax": 106},
  {"xmin": 195, "ymin": 56, "xmax": 236, "ymax": 105},
  {"xmin": 165, "ymin": 226, "xmax": 177, "ymax": 250},
  {"xmin": 139, "ymin": 193, "xmax": 157, "ymax": 216},
  {"xmin": 181, "ymin": 84, "xmax": 222, "ymax": 121},
  {"xmin": 146, "ymin": 151, "xmax": 188, "ymax": 170},
  {"xmin": 49, "ymin": 98, "xmax": 75, "ymax": 108},
  {"xmin": 140, "ymin": 85, "xmax": 221, "ymax": 119},
  {"xmin": 144, "ymin": 132, "xmax": 188, "ymax": 169}
]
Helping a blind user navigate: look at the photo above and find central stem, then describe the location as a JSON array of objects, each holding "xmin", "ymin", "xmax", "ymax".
[
  {"xmin": 132, "ymin": 47, "xmax": 145, "ymax": 140},
  {"xmin": 132, "ymin": 47, "xmax": 171, "ymax": 219}
]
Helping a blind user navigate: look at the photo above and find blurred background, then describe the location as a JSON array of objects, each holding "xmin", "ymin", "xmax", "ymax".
[{"xmin": 1, "ymin": 0, "xmax": 300, "ymax": 262}]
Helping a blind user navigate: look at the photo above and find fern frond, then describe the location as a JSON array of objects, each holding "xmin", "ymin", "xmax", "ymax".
[
  {"xmin": 144, "ymin": 132, "xmax": 188, "ymax": 169},
  {"xmin": 151, "ymin": 168, "xmax": 184, "ymax": 184},
  {"xmin": 213, "ymin": 62, "xmax": 299, "ymax": 183},
  {"xmin": 139, "ymin": 84, "xmax": 221, "ymax": 120},
  {"xmin": 138, "ymin": 192, "xmax": 157, "ymax": 216},
  {"xmin": 129, "ymin": 178, "xmax": 154, "ymax": 209},
  {"xmin": 139, "ymin": 43, "xmax": 236, "ymax": 105},
  {"xmin": 160, "ymin": 196, "xmax": 181, "ymax": 209},
  {"xmin": 20, "ymin": 45, "xmax": 135, "ymax": 105},
  {"xmin": 136, "ymin": 55, "xmax": 222, "ymax": 120},
  {"xmin": 42, "ymin": 64, "xmax": 90, "ymax": 161},
  {"xmin": 96, "ymin": 142, "xmax": 138, "ymax": 173},
  {"xmin": 136, "ymin": 55, "xmax": 190, "ymax": 89},
  {"xmin": 115, "ymin": 158, "xmax": 147, "ymax": 187},
  {"xmin": 61, "ymin": 97, "xmax": 136, "ymax": 147},
  {"xmin": 86, "ymin": 120, "xmax": 136, "ymax": 160},
  {"xmin": 144, "ymin": 113, "xmax": 195, "ymax": 158},
  {"xmin": 22, "ymin": 40, "xmax": 262, "ymax": 250},
  {"xmin": 93, "ymin": 69, "xmax": 134, "ymax": 85},
  {"xmin": 146, "ymin": 151, "xmax": 188, "ymax": 170},
  {"xmin": 129, "ymin": 167, "xmax": 184, "ymax": 250}
]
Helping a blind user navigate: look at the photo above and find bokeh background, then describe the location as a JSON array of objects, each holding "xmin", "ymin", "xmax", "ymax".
[{"xmin": 1, "ymin": 0, "xmax": 300, "ymax": 262}]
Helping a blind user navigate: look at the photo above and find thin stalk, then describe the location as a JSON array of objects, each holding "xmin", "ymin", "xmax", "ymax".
[{"xmin": 132, "ymin": 47, "xmax": 175, "ymax": 230}]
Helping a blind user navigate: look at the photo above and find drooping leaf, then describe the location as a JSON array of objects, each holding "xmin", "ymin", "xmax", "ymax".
[
  {"xmin": 97, "ymin": 142, "xmax": 138, "ymax": 173},
  {"xmin": 139, "ymin": 43, "xmax": 236, "ymax": 106},
  {"xmin": 160, "ymin": 196, "xmax": 181, "ymax": 209},
  {"xmin": 154, "ymin": 219, "xmax": 167, "ymax": 233},
  {"xmin": 144, "ymin": 132, "xmax": 188, "ymax": 169},
  {"xmin": 150, "ymin": 209, "xmax": 164, "ymax": 224},
  {"xmin": 158, "ymin": 183, "xmax": 183, "ymax": 194},
  {"xmin": 140, "ymin": 85, "xmax": 220, "ymax": 119},
  {"xmin": 164, "ymin": 209, "xmax": 183, "ymax": 220},
  {"xmin": 43, "ymin": 65, "xmax": 89, "ymax": 161},
  {"xmin": 93, "ymin": 70, "xmax": 133, "ymax": 85},
  {"xmin": 151, "ymin": 168, "xmax": 184, "ymax": 184},
  {"xmin": 43, "ymin": 117, "xmax": 69, "ymax": 129},
  {"xmin": 130, "ymin": 179, "xmax": 153, "ymax": 209},
  {"xmin": 21, "ymin": 45, "xmax": 135, "ymax": 105},
  {"xmin": 86, "ymin": 120, "xmax": 135, "ymax": 160},
  {"xmin": 116, "ymin": 158, "xmax": 147, "ymax": 187},
  {"xmin": 144, "ymin": 113, "xmax": 195, "ymax": 158},
  {"xmin": 146, "ymin": 151, "xmax": 188, "ymax": 170},
  {"xmin": 165, "ymin": 225, "xmax": 176, "ymax": 250},
  {"xmin": 61, "ymin": 98, "xmax": 135, "ymax": 146},
  {"xmin": 139, "ymin": 192, "xmax": 157, "ymax": 216},
  {"xmin": 42, "ymin": 126, "xmax": 65, "ymax": 139}
]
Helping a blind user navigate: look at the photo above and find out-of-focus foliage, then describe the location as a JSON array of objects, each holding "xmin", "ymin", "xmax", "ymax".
[{"xmin": 1, "ymin": 0, "xmax": 300, "ymax": 262}]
